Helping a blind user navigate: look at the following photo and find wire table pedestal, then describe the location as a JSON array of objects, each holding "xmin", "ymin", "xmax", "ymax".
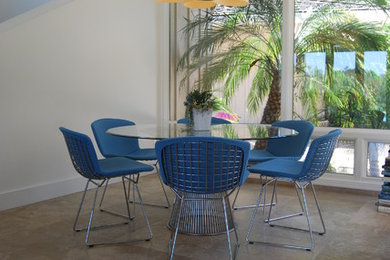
[{"xmin": 167, "ymin": 193, "xmax": 234, "ymax": 236}]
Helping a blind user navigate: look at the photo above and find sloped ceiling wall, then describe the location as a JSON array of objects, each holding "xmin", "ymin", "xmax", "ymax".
[{"xmin": 0, "ymin": 0, "xmax": 53, "ymax": 23}]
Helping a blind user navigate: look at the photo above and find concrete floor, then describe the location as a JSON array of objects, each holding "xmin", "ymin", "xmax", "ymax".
[{"xmin": 0, "ymin": 173, "xmax": 389, "ymax": 260}]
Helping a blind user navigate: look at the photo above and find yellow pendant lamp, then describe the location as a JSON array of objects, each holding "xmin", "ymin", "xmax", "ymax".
[
  {"xmin": 184, "ymin": 1, "xmax": 216, "ymax": 9},
  {"xmin": 154, "ymin": 0, "xmax": 190, "ymax": 2},
  {"xmin": 154, "ymin": 0, "xmax": 249, "ymax": 9},
  {"xmin": 215, "ymin": 0, "xmax": 249, "ymax": 7}
]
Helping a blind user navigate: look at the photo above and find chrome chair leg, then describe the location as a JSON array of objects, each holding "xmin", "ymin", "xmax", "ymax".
[
  {"xmin": 156, "ymin": 164, "xmax": 171, "ymax": 208},
  {"xmin": 248, "ymin": 181, "xmax": 320, "ymax": 251},
  {"xmin": 74, "ymin": 179, "xmax": 128, "ymax": 246},
  {"xmin": 265, "ymin": 179, "xmax": 277, "ymax": 224},
  {"xmin": 169, "ymin": 195, "xmax": 184, "ymax": 260},
  {"xmin": 295, "ymin": 182, "xmax": 305, "ymax": 212},
  {"xmin": 73, "ymin": 177, "xmax": 152, "ymax": 247},
  {"xmin": 132, "ymin": 178, "xmax": 153, "ymax": 240},
  {"xmin": 311, "ymin": 183, "xmax": 326, "ymax": 235},
  {"xmin": 129, "ymin": 163, "xmax": 170, "ymax": 208},
  {"xmin": 98, "ymin": 179, "xmax": 109, "ymax": 208},
  {"xmin": 74, "ymin": 180, "xmax": 128, "ymax": 234},
  {"xmin": 73, "ymin": 180, "xmax": 90, "ymax": 232},
  {"xmin": 122, "ymin": 176, "xmax": 132, "ymax": 222},
  {"xmin": 231, "ymin": 186, "xmax": 241, "ymax": 208},
  {"xmin": 265, "ymin": 183, "xmax": 324, "ymax": 234},
  {"xmin": 246, "ymin": 178, "xmax": 275, "ymax": 242},
  {"xmin": 222, "ymin": 196, "xmax": 239, "ymax": 260},
  {"xmin": 301, "ymin": 184, "xmax": 314, "ymax": 251},
  {"xmin": 265, "ymin": 182, "xmax": 304, "ymax": 224},
  {"xmin": 98, "ymin": 177, "xmax": 135, "ymax": 220},
  {"xmin": 232, "ymin": 175, "xmax": 276, "ymax": 210},
  {"xmin": 85, "ymin": 181, "xmax": 100, "ymax": 246}
]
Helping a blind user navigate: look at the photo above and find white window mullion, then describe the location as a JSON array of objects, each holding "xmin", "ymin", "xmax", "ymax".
[
  {"xmin": 355, "ymin": 137, "xmax": 367, "ymax": 180},
  {"xmin": 280, "ymin": 0, "xmax": 295, "ymax": 121}
]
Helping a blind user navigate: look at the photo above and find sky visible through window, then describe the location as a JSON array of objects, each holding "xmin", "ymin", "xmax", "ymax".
[{"xmin": 304, "ymin": 51, "xmax": 387, "ymax": 76}]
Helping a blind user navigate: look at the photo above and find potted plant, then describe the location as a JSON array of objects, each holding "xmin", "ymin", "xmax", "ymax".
[{"xmin": 184, "ymin": 89, "xmax": 216, "ymax": 131}]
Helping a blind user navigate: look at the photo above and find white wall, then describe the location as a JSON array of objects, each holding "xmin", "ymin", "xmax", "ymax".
[{"xmin": 0, "ymin": 0, "xmax": 167, "ymax": 210}]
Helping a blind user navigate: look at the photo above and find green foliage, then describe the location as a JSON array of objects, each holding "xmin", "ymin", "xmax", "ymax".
[
  {"xmin": 184, "ymin": 89, "xmax": 216, "ymax": 111},
  {"xmin": 178, "ymin": 0, "xmax": 390, "ymax": 128},
  {"xmin": 184, "ymin": 89, "xmax": 216, "ymax": 123},
  {"xmin": 325, "ymin": 70, "xmax": 386, "ymax": 129}
]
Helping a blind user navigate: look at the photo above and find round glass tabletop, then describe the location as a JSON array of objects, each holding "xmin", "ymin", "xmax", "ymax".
[{"xmin": 107, "ymin": 122, "xmax": 297, "ymax": 140}]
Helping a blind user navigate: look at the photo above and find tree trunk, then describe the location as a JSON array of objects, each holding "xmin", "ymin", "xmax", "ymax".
[{"xmin": 254, "ymin": 72, "xmax": 281, "ymax": 149}]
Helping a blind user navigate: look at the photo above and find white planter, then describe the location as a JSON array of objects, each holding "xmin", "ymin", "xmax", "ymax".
[{"xmin": 192, "ymin": 108, "xmax": 212, "ymax": 131}]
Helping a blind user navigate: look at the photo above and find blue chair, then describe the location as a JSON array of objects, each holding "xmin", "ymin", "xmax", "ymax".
[
  {"xmin": 59, "ymin": 127, "xmax": 153, "ymax": 247},
  {"xmin": 177, "ymin": 117, "xmax": 231, "ymax": 125},
  {"xmin": 248, "ymin": 120, "xmax": 315, "ymax": 163},
  {"xmin": 91, "ymin": 118, "xmax": 170, "ymax": 209},
  {"xmin": 246, "ymin": 129, "xmax": 342, "ymax": 251},
  {"xmin": 156, "ymin": 136, "xmax": 250, "ymax": 260},
  {"xmin": 232, "ymin": 120, "xmax": 314, "ymax": 210}
]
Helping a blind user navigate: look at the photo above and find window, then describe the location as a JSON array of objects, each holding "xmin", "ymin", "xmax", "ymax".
[
  {"xmin": 367, "ymin": 142, "xmax": 390, "ymax": 177},
  {"xmin": 168, "ymin": 0, "xmax": 390, "ymax": 189}
]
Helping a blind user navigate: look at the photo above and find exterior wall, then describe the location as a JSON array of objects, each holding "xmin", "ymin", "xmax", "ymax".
[{"xmin": 0, "ymin": 0, "xmax": 167, "ymax": 210}]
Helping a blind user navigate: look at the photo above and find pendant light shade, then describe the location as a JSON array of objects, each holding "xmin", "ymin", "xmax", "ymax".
[
  {"xmin": 154, "ymin": 0, "xmax": 190, "ymax": 3},
  {"xmin": 214, "ymin": 0, "xmax": 249, "ymax": 7},
  {"xmin": 184, "ymin": 1, "xmax": 217, "ymax": 9},
  {"xmin": 155, "ymin": 0, "xmax": 249, "ymax": 9}
]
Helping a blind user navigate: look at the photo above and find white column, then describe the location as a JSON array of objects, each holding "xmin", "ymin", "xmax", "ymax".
[{"xmin": 281, "ymin": 0, "xmax": 295, "ymax": 120}]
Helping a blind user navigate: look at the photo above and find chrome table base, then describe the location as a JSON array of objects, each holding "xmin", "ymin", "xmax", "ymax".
[{"xmin": 168, "ymin": 193, "xmax": 235, "ymax": 236}]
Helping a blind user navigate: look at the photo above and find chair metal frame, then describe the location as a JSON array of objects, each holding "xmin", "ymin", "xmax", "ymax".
[
  {"xmin": 246, "ymin": 129, "xmax": 341, "ymax": 251},
  {"xmin": 60, "ymin": 127, "xmax": 153, "ymax": 247},
  {"xmin": 91, "ymin": 118, "xmax": 170, "ymax": 210},
  {"xmin": 156, "ymin": 136, "xmax": 250, "ymax": 260},
  {"xmin": 73, "ymin": 175, "xmax": 152, "ymax": 247},
  {"xmin": 232, "ymin": 120, "xmax": 314, "ymax": 210}
]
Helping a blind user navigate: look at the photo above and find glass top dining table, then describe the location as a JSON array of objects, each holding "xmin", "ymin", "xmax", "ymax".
[
  {"xmin": 106, "ymin": 122, "xmax": 297, "ymax": 140},
  {"xmin": 107, "ymin": 121, "xmax": 297, "ymax": 237}
]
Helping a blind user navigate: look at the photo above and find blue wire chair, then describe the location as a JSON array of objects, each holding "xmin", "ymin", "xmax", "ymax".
[
  {"xmin": 91, "ymin": 118, "xmax": 170, "ymax": 210},
  {"xmin": 156, "ymin": 136, "xmax": 250, "ymax": 260},
  {"xmin": 59, "ymin": 127, "xmax": 153, "ymax": 247},
  {"xmin": 246, "ymin": 129, "xmax": 342, "ymax": 251},
  {"xmin": 177, "ymin": 117, "xmax": 231, "ymax": 125},
  {"xmin": 232, "ymin": 120, "xmax": 314, "ymax": 210}
]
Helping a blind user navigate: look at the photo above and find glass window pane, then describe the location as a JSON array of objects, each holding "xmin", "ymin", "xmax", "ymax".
[
  {"xmin": 367, "ymin": 142, "xmax": 390, "ymax": 177},
  {"xmin": 294, "ymin": 1, "xmax": 389, "ymax": 130},
  {"xmin": 329, "ymin": 139, "xmax": 354, "ymax": 175}
]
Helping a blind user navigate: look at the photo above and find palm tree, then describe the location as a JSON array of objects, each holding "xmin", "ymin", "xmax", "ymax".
[{"xmin": 178, "ymin": 0, "xmax": 389, "ymax": 129}]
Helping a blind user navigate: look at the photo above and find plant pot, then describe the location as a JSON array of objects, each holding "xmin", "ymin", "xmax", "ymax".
[{"xmin": 192, "ymin": 108, "xmax": 212, "ymax": 131}]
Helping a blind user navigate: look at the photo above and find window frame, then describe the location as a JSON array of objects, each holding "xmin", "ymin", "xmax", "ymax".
[{"xmin": 163, "ymin": 0, "xmax": 386, "ymax": 191}]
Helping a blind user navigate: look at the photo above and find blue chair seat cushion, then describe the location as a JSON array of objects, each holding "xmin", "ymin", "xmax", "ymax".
[
  {"xmin": 249, "ymin": 149, "xmax": 299, "ymax": 163},
  {"xmin": 105, "ymin": 148, "xmax": 157, "ymax": 161},
  {"xmin": 125, "ymin": 148, "xmax": 157, "ymax": 161},
  {"xmin": 98, "ymin": 157, "xmax": 154, "ymax": 177},
  {"xmin": 249, "ymin": 159, "xmax": 304, "ymax": 180},
  {"xmin": 248, "ymin": 149, "xmax": 277, "ymax": 163}
]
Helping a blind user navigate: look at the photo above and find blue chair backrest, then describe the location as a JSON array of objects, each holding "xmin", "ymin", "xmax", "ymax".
[
  {"xmin": 177, "ymin": 117, "xmax": 232, "ymax": 125},
  {"xmin": 59, "ymin": 127, "xmax": 102, "ymax": 179},
  {"xmin": 267, "ymin": 120, "xmax": 314, "ymax": 158},
  {"xmin": 156, "ymin": 136, "xmax": 250, "ymax": 194},
  {"xmin": 91, "ymin": 118, "xmax": 140, "ymax": 158},
  {"xmin": 297, "ymin": 129, "xmax": 342, "ymax": 182}
]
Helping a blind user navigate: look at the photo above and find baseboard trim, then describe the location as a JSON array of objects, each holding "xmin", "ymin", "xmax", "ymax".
[
  {"xmin": 0, "ymin": 176, "xmax": 86, "ymax": 211},
  {"xmin": 0, "ymin": 171, "xmax": 155, "ymax": 212},
  {"xmin": 246, "ymin": 174, "xmax": 382, "ymax": 192}
]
